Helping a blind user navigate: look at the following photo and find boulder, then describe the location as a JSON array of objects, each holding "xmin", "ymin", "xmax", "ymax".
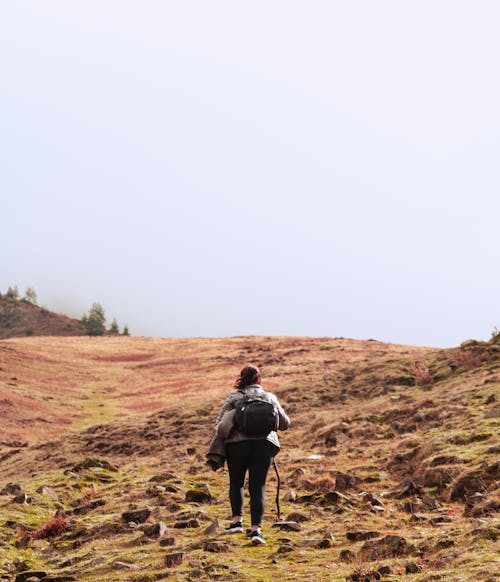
[
  {"xmin": 346, "ymin": 530, "xmax": 381, "ymax": 542},
  {"xmin": 173, "ymin": 518, "xmax": 200, "ymax": 529},
  {"xmin": 143, "ymin": 522, "xmax": 167, "ymax": 538},
  {"xmin": 359, "ymin": 534, "xmax": 409, "ymax": 559},
  {"xmin": 164, "ymin": 552, "xmax": 184, "ymax": 568},
  {"xmin": 1, "ymin": 483, "xmax": 22, "ymax": 495},
  {"xmin": 286, "ymin": 512, "xmax": 309, "ymax": 523},
  {"xmin": 15, "ymin": 572, "xmax": 47, "ymax": 582},
  {"xmin": 185, "ymin": 484, "xmax": 212, "ymax": 503},
  {"xmin": 121, "ymin": 508, "xmax": 151, "ymax": 523},
  {"xmin": 202, "ymin": 540, "xmax": 229, "ymax": 553},
  {"xmin": 272, "ymin": 521, "xmax": 301, "ymax": 532}
]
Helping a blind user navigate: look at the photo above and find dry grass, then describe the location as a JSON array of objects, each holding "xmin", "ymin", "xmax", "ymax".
[{"xmin": 0, "ymin": 335, "xmax": 498, "ymax": 581}]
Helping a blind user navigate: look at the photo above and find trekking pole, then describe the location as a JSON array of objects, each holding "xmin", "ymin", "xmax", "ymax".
[{"xmin": 272, "ymin": 459, "xmax": 282, "ymax": 521}]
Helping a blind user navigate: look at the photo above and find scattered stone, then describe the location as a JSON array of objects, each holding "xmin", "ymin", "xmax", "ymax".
[
  {"xmin": 159, "ymin": 537, "xmax": 176, "ymax": 547},
  {"xmin": 377, "ymin": 565, "xmax": 392, "ymax": 575},
  {"xmin": 450, "ymin": 470, "xmax": 487, "ymax": 501},
  {"xmin": 12, "ymin": 493, "xmax": 31, "ymax": 504},
  {"xmin": 359, "ymin": 535, "xmax": 409, "ymax": 559},
  {"xmin": 143, "ymin": 522, "xmax": 167, "ymax": 538},
  {"xmin": 203, "ymin": 518, "xmax": 220, "ymax": 536},
  {"xmin": 392, "ymin": 479, "xmax": 421, "ymax": 498},
  {"xmin": 335, "ymin": 472, "xmax": 362, "ymax": 491},
  {"xmin": 174, "ymin": 518, "xmax": 200, "ymax": 529},
  {"xmin": 112, "ymin": 561, "xmax": 139, "ymax": 571},
  {"xmin": 284, "ymin": 490, "xmax": 297, "ymax": 502},
  {"xmin": 1, "ymin": 483, "xmax": 22, "ymax": 495},
  {"xmin": 272, "ymin": 521, "xmax": 301, "ymax": 532},
  {"xmin": 35, "ymin": 486, "xmax": 58, "ymax": 500},
  {"xmin": 185, "ymin": 484, "xmax": 212, "ymax": 503},
  {"xmin": 202, "ymin": 540, "xmax": 229, "ymax": 553},
  {"xmin": 486, "ymin": 393, "xmax": 497, "ymax": 404},
  {"xmin": 286, "ymin": 512, "xmax": 309, "ymax": 522},
  {"xmin": 40, "ymin": 577, "xmax": 77, "ymax": 581},
  {"xmin": 73, "ymin": 498, "xmax": 106, "ymax": 515},
  {"xmin": 339, "ymin": 549, "xmax": 356, "ymax": 562},
  {"xmin": 164, "ymin": 552, "xmax": 184, "ymax": 568},
  {"xmin": 277, "ymin": 543, "xmax": 294, "ymax": 553},
  {"xmin": 346, "ymin": 530, "xmax": 381, "ymax": 542},
  {"xmin": 121, "ymin": 508, "xmax": 151, "ymax": 524},
  {"xmin": 430, "ymin": 515, "xmax": 452, "ymax": 525},
  {"xmin": 15, "ymin": 572, "xmax": 47, "ymax": 582},
  {"xmin": 72, "ymin": 457, "xmax": 118, "ymax": 472},
  {"xmin": 409, "ymin": 513, "xmax": 428, "ymax": 523},
  {"xmin": 186, "ymin": 447, "xmax": 197, "ymax": 455},
  {"xmin": 405, "ymin": 562, "xmax": 423, "ymax": 574}
]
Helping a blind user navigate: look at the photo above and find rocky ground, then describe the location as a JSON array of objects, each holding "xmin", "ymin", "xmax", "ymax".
[{"xmin": 0, "ymin": 335, "xmax": 498, "ymax": 581}]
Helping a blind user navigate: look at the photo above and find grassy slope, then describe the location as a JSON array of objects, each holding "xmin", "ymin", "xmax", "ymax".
[{"xmin": 0, "ymin": 335, "xmax": 498, "ymax": 581}]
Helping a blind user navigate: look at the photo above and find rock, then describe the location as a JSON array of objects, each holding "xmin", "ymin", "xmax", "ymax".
[
  {"xmin": 335, "ymin": 472, "xmax": 362, "ymax": 491},
  {"xmin": 185, "ymin": 484, "xmax": 212, "ymax": 503},
  {"xmin": 159, "ymin": 537, "xmax": 176, "ymax": 547},
  {"xmin": 35, "ymin": 486, "xmax": 58, "ymax": 500},
  {"xmin": 203, "ymin": 518, "xmax": 220, "ymax": 536},
  {"xmin": 377, "ymin": 565, "xmax": 392, "ymax": 575},
  {"xmin": 409, "ymin": 513, "xmax": 428, "ymax": 523},
  {"xmin": 485, "ymin": 393, "xmax": 496, "ymax": 404},
  {"xmin": 12, "ymin": 493, "xmax": 31, "ymax": 504},
  {"xmin": 405, "ymin": 562, "xmax": 423, "ymax": 574},
  {"xmin": 392, "ymin": 479, "xmax": 421, "ymax": 498},
  {"xmin": 39, "ymin": 577, "xmax": 77, "ymax": 581},
  {"xmin": 339, "ymin": 549, "xmax": 356, "ymax": 562},
  {"xmin": 277, "ymin": 543, "xmax": 294, "ymax": 553},
  {"xmin": 73, "ymin": 498, "xmax": 106, "ymax": 515},
  {"xmin": 121, "ymin": 508, "xmax": 151, "ymax": 524},
  {"xmin": 164, "ymin": 552, "xmax": 184, "ymax": 568},
  {"xmin": 112, "ymin": 561, "xmax": 139, "ymax": 571},
  {"xmin": 72, "ymin": 457, "xmax": 118, "ymax": 472},
  {"xmin": 173, "ymin": 518, "xmax": 200, "ymax": 529},
  {"xmin": 359, "ymin": 535, "xmax": 409, "ymax": 559},
  {"xmin": 450, "ymin": 470, "xmax": 487, "ymax": 500},
  {"xmin": 15, "ymin": 572, "xmax": 47, "ymax": 582},
  {"xmin": 1, "ymin": 482, "xmax": 22, "ymax": 495},
  {"xmin": 143, "ymin": 522, "xmax": 167, "ymax": 538},
  {"xmin": 430, "ymin": 516, "xmax": 452, "ymax": 525},
  {"xmin": 286, "ymin": 512, "xmax": 309, "ymax": 523},
  {"xmin": 272, "ymin": 521, "xmax": 301, "ymax": 532},
  {"xmin": 346, "ymin": 530, "xmax": 381, "ymax": 542},
  {"xmin": 202, "ymin": 540, "xmax": 229, "ymax": 553},
  {"xmin": 284, "ymin": 490, "xmax": 297, "ymax": 502}
]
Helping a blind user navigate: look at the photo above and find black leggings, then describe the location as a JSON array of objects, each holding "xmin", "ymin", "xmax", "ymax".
[{"xmin": 225, "ymin": 440, "xmax": 277, "ymax": 527}]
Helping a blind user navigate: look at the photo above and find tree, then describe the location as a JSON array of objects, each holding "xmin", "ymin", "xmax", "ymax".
[
  {"xmin": 110, "ymin": 318, "xmax": 119, "ymax": 334},
  {"xmin": 6, "ymin": 286, "xmax": 19, "ymax": 300},
  {"xmin": 84, "ymin": 303, "xmax": 106, "ymax": 336},
  {"xmin": 24, "ymin": 287, "xmax": 38, "ymax": 305},
  {"xmin": 122, "ymin": 324, "xmax": 130, "ymax": 336}
]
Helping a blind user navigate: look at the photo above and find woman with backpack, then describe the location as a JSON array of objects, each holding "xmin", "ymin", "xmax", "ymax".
[{"xmin": 214, "ymin": 364, "xmax": 290, "ymax": 545}]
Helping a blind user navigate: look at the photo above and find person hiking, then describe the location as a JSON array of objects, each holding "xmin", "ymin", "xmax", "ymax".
[{"xmin": 214, "ymin": 364, "xmax": 290, "ymax": 545}]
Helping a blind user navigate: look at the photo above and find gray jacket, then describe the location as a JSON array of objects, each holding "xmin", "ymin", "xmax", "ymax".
[{"xmin": 215, "ymin": 384, "xmax": 290, "ymax": 449}]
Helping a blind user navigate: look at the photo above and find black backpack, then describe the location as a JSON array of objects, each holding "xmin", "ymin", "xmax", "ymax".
[{"xmin": 234, "ymin": 391, "xmax": 279, "ymax": 437}]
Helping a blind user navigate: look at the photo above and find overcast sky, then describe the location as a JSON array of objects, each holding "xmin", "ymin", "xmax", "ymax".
[{"xmin": 1, "ymin": 1, "xmax": 499, "ymax": 347}]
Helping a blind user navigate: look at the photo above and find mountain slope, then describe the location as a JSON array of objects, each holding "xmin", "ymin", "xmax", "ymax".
[
  {"xmin": 0, "ymin": 296, "xmax": 87, "ymax": 339},
  {"xmin": 0, "ymin": 335, "xmax": 498, "ymax": 581}
]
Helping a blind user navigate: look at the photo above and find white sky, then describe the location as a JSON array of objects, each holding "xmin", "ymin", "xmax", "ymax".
[{"xmin": 1, "ymin": 1, "xmax": 499, "ymax": 347}]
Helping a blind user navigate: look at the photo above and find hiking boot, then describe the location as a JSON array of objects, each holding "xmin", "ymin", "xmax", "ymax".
[
  {"xmin": 224, "ymin": 521, "xmax": 243, "ymax": 534},
  {"xmin": 250, "ymin": 529, "xmax": 266, "ymax": 545}
]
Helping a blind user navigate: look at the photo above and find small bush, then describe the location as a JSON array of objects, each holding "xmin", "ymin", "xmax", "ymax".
[
  {"xmin": 21, "ymin": 516, "xmax": 69, "ymax": 540},
  {"xmin": 457, "ymin": 349, "xmax": 489, "ymax": 370},
  {"xmin": 408, "ymin": 362, "xmax": 433, "ymax": 386}
]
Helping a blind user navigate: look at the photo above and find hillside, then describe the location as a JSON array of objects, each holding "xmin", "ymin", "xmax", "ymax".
[
  {"xmin": 0, "ymin": 297, "xmax": 87, "ymax": 339},
  {"xmin": 0, "ymin": 335, "xmax": 498, "ymax": 581}
]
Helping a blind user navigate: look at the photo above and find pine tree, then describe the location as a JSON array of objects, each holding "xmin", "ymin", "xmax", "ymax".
[
  {"xmin": 122, "ymin": 325, "xmax": 130, "ymax": 336},
  {"xmin": 84, "ymin": 303, "xmax": 106, "ymax": 336},
  {"xmin": 110, "ymin": 318, "xmax": 119, "ymax": 333}
]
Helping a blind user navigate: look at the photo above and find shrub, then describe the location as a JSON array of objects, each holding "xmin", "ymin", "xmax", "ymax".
[
  {"xmin": 21, "ymin": 516, "xmax": 69, "ymax": 540},
  {"xmin": 408, "ymin": 362, "xmax": 433, "ymax": 386},
  {"xmin": 457, "ymin": 349, "xmax": 489, "ymax": 369}
]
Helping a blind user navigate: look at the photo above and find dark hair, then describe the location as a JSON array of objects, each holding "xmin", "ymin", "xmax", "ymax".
[{"xmin": 234, "ymin": 365, "xmax": 261, "ymax": 391}]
